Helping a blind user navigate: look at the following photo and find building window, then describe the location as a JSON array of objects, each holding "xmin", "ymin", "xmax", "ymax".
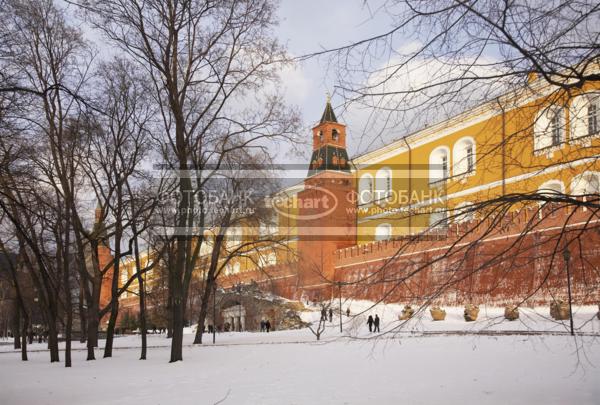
[
  {"xmin": 571, "ymin": 172, "xmax": 600, "ymax": 196},
  {"xmin": 375, "ymin": 223, "xmax": 392, "ymax": 241},
  {"xmin": 453, "ymin": 137, "xmax": 476, "ymax": 175},
  {"xmin": 358, "ymin": 174, "xmax": 373, "ymax": 205},
  {"xmin": 375, "ymin": 167, "xmax": 392, "ymax": 202},
  {"xmin": 258, "ymin": 251, "xmax": 277, "ymax": 268},
  {"xmin": 571, "ymin": 94, "xmax": 600, "ymax": 140},
  {"xmin": 538, "ymin": 180, "xmax": 565, "ymax": 196},
  {"xmin": 429, "ymin": 146, "xmax": 450, "ymax": 183},
  {"xmin": 550, "ymin": 111, "xmax": 562, "ymax": 146},
  {"xmin": 453, "ymin": 202, "xmax": 474, "ymax": 223},
  {"xmin": 226, "ymin": 226, "xmax": 243, "ymax": 249},
  {"xmin": 258, "ymin": 219, "xmax": 277, "ymax": 236},
  {"xmin": 466, "ymin": 146, "xmax": 474, "ymax": 172},
  {"xmin": 534, "ymin": 106, "xmax": 564, "ymax": 150},
  {"xmin": 429, "ymin": 209, "xmax": 448, "ymax": 229},
  {"xmin": 332, "ymin": 129, "xmax": 339, "ymax": 141},
  {"xmin": 588, "ymin": 101, "xmax": 598, "ymax": 135}
]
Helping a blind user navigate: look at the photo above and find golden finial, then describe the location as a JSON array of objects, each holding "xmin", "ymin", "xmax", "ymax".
[{"xmin": 326, "ymin": 91, "xmax": 331, "ymax": 103}]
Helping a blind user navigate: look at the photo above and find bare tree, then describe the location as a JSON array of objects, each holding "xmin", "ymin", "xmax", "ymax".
[
  {"xmin": 79, "ymin": 0, "xmax": 300, "ymax": 362},
  {"xmin": 297, "ymin": 0, "xmax": 600, "ymax": 335}
]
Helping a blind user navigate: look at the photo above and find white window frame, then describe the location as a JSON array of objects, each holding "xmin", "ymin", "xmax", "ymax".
[
  {"xmin": 452, "ymin": 137, "xmax": 476, "ymax": 176},
  {"xmin": 570, "ymin": 93, "xmax": 600, "ymax": 141},
  {"xmin": 538, "ymin": 179, "xmax": 565, "ymax": 196},
  {"xmin": 358, "ymin": 173, "xmax": 374, "ymax": 205},
  {"xmin": 429, "ymin": 208, "xmax": 449, "ymax": 229},
  {"xmin": 429, "ymin": 146, "xmax": 451, "ymax": 183},
  {"xmin": 452, "ymin": 202, "xmax": 475, "ymax": 223},
  {"xmin": 375, "ymin": 167, "xmax": 393, "ymax": 203},
  {"xmin": 570, "ymin": 171, "xmax": 600, "ymax": 196},
  {"xmin": 534, "ymin": 105, "xmax": 565, "ymax": 152},
  {"xmin": 374, "ymin": 223, "xmax": 392, "ymax": 241}
]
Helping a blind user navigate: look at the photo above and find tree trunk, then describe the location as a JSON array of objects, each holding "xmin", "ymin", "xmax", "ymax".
[
  {"xmin": 64, "ymin": 311, "xmax": 72, "ymax": 367},
  {"xmin": 63, "ymin": 269, "xmax": 73, "ymax": 367},
  {"xmin": 138, "ymin": 272, "xmax": 147, "ymax": 360},
  {"xmin": 78, "ymin": 279, "xmax": 87, "ymax": 343},
  {"xmin": 169, "ymin": 281, "xmax": 184, "ymax": 362},
  {"xmin": 193, "ymin": 281, "xmax": 213, "ymax": 344},
  {"xmin": 86, "ymin": 273, "xmax": 102, "ymax": 361},
  {"xmin": 13, "ymin": 309, "xmax": 20, "ymax": 350},
  {"xmin": 20, "ymin": 310, "xmax": 28, "ymax": 361},
  {"xmin": 86, "ymin": 314, "xmax": 98, "ymax": 360},
  {"xmin": 47, "ymin": 317, "xmax": 60, "ymax": 362},
  {"xmin": 103, "ymin": 299, "xmax": 119, "ymax": 358}
]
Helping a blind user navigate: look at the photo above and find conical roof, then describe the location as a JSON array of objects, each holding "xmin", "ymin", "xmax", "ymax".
[{"xmin": 319, "ymin": 97, "xmax": 337, "ymax": 124}]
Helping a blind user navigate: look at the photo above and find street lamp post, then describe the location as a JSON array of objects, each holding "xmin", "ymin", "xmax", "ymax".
[{"xmin": 562, "ymin": 247, "xmax": 574, "ymax": 336}]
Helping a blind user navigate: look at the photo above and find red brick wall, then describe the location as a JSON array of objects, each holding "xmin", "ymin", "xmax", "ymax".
[
  {"xmin": 220, "ymin": 205, "xmax": 600, "ymax": 306},
  {"xmin": 120, "ymin": 206, "xmax": 600, "ymax": 319}
]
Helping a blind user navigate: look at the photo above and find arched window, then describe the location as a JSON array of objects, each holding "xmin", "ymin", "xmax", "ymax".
[
  {"xmin": 258, "ymin": 251, "xmax": 277, "ymax": 267},
  {"xmin": 375, "ymin": 167, "xmax": 392, "ymax": 202},
  {"xmin": 332, "ymin": 128, "xmax": 339, "ymax": 141},
  {"xmin": 534, "ymin": 106, "xmax": 565, "ymax": 150},
  {"xmin": 429, "ymin": 146, "xmax": 450, "ymax": 183},
  {"xmin": 226, "ymin": 225, "xmax": 243, "ymax": 249},
  {"xmin": 358, "ymin": 173, "xmax": 373, "ymax": 205},
  {"xmin": 453, "ymin": 202, "xmax": 475, "ymax": 223},
  {"xmin": 429, "ymin": 208, "xmax": 448, "ymax": 229},
  {"xmin": 537, "ymin": 180, "xmax": 565, "ymax": 196},
  {"xmin": 570, "ymin": 93, "xmax": 600, "ymax": 139},
  {"xmin": 571, "ymin": 172, "xmax": 600, "ymax": 196},
  {"xmin": 259, "ymin": 219, "xmax": 277, "ymax": 236},
  {"xmin": 453, "ymin": 137, "xmax": 476, "ymax": 175},
  {"xmin": 375, "ymin": 223, "xmax": 392, "ymax": 241},
  {"xmin": 200, "ymin": 234, "xmax": 214, "ymax": 256}
]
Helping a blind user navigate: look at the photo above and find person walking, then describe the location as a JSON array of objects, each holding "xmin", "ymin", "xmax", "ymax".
[
  {"xmin": 367, "ymin": 315, "xmax": 374, "ymax": 332},
  {"xmin": 346, "ymin": 307, "xmax": 351, "ymax": 317},
  {"xmin": 265, "ymin": 319, "xmax": 271, "ymax": 333},
  {"xmin": 321, "ymin": 307, "xmax": 327, "ymax": 321},
  {"xmin": 328, "ymin": 308, "xmax": 333, "ymax": 322},
  {"xmin": 374, "ymin": 314, "xmax": 380, "ymax": 332},
  {"xmin": 260, "ymin": 319, "xmax": 265, "ymax": 332}
]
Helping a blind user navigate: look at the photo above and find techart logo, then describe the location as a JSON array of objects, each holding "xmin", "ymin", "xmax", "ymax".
[{"xmin": 271, "ymin": 184, "xmax": 338, "ymax": 221}]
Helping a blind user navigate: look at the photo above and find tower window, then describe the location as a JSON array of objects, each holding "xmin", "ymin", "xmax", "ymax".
[
  {"xmin": 332, "ymin": 129, "xmax": 339, "ymax": 141},
  {"xmin": 318, "ymin": 130, "xmax": 323, "ymax": 142}
]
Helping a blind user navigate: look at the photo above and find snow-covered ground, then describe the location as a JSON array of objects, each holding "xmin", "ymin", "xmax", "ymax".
[{"xmin": 1, "ymin": 304, "xmax": 599, "ymax": 404}]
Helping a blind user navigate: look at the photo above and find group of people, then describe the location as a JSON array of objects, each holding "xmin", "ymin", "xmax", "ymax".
[
  {"xmin": 320, "ymin": 307, "xmax": 334, "ymax": 322},
  {"xmin": 259, "ymin": 319, "xmax": 272, "ymax": 332},
  {"xmin": 367, "ymin": 314, "xmax": 380, "ymax": 332},
  {"xmin": 320, "ymin": 307, "xmax": 353, "ymax": 322}
]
